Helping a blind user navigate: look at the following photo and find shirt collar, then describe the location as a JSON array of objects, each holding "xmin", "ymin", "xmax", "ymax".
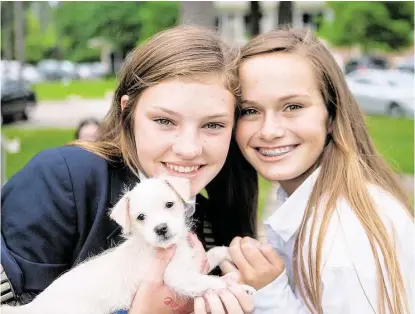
[{"xmin": 265, "ymin": 167, "xmax": 321, "ymax": 242}]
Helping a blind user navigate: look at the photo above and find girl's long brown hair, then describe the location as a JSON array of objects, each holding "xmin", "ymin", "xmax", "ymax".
[
  {"xmin": 69, "ymin": 25, "xmax": 258, "ymax": 244},
  {"xmin": 241, "ymin": 28, "xmax": 412, "ymax": 314}
]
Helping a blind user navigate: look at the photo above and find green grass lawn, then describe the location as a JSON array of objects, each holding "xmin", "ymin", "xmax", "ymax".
[
  {"xmin": 365, "ymin": 116, "xmax": 414, "ymax": 174},
  {"xmin": 33, "ymin": 78, "xmax": 117, "ymax": 101},
  {"xmin": 2, "ymin": 115, "xmax": 413, "ymax": 215},
  {"xmin": 2, "ymin": 128, "xmax": 75, "ymax": 179}
]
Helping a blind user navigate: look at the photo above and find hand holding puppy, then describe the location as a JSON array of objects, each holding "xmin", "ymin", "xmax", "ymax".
[
  {"xmin": 229, "ymin": 237, "xmax": 285, "ymax": 290},
  {"xmin": 129, "ymin": 233, "xmax": 209, "ymax": 314}
]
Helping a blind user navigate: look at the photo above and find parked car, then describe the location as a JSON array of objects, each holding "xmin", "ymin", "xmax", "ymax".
[
  {"xmin": 76, "ymin": 62, "xmax": 109, "ymax": 80},
  {"xmin": 346, "ymin": 69, "xmax": 414, "ymax": 118},
  {"xmin": 344, "ymin": 56, "xmax": 389, "ymax": 74},
  {"xmin": 396, "ymin": 57, "xmax": 414, "ymax": 74},
  {"xmin": 37, "ymin": 59, "xmax": 79, "ymax": 81},
  {"xmin": 1, "ymin": 78, "xmax": 37, "ymax": 123},
  {"xmin": 0, "ymin": 60, "xmax": 44, "ymax": 84}
]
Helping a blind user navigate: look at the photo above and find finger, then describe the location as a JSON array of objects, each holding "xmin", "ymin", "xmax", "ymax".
[
  {"xmin": 194, "ymin": 297, "xmax": 208, "ymax": 314},
  {"xmin": 228, "ymin": 284, "xmax": 254, "ymax": 313},
  {"xmin": 146, "ymin": 246, "xmax": 176, "ymax": 282},
  {"xmin": 204, "ymin": 291, "xmax": 226, "ymax": 314},
  {"xmin": 229, "ymin": 237, "xmax": 254, "ymax": 275},
  {"xmin": 259, "ymin": 243, "xmax": 284, "ymax": 269},
  {"xmin": 217, "ymin": 289, "xmax": 244, "ymax": 314},
  {"xmin": 219, "ymin": 261, "xmax": 238, "ymax": 275},
  {"xmin": 241, "ymin": 237, "xmax": 270, "ymax": 268}
]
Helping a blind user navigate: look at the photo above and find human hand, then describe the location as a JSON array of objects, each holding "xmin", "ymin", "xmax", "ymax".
[
  {"xmin": 128, "ymin": 233, "xmax": 208, "ymax": 314},
  {"xmin": 229, "ymin": 237, "xmax": 284, "ymax": 290},
  {"xmin": 192, "ymin": 272, "xmax": 254, "ymax": 314}
]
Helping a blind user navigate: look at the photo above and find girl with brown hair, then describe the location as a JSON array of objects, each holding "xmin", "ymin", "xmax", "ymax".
[
  {"xmin": 1, "ymin": 25, "xmax": 257, "ymax": 314},
  {"xmin": 219, "ymin": 28, "xmax": 413, "ymax": 314}
]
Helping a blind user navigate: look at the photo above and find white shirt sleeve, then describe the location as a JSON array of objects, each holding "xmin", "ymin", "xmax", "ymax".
[
  {"xmin": 253, "ymin": 269, "xmax": 311, "ymax": 314},
  {"xmin": 253, "ymin": 263, "xmax": 410, "ymax": 314}
]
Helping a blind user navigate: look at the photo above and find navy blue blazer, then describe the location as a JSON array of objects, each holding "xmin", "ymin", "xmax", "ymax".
[{"xmin": 1, "ymin": 146, "xmax": 218, "ymax": 302}]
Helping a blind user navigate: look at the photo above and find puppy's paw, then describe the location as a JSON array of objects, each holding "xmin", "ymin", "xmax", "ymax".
[
  {"xmin": 206, "ymin": 246, "xmax": 231, "ymax": 271},
  {"xmin": 208, "ymin": 277, "xmax": 228, "ymax": 291}
]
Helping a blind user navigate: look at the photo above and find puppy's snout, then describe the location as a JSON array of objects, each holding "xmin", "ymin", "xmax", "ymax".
[{"xmin": 154, "ymin": 223, "xmax": 169, "ymax": 236}]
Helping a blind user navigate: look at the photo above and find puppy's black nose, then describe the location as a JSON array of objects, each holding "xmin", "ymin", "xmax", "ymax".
[{"xmin": 154, "ymin": 223, "xmax": 168, "ymax": 236}]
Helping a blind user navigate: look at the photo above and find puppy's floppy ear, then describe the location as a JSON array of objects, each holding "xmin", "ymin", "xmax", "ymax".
[
  {"xmin": 109, "ymin": 193, "xmax": 131, "ymax": 234},
  {"xmin": 163, "ymin": 176, "xmax": 191, "ymax": 203}
]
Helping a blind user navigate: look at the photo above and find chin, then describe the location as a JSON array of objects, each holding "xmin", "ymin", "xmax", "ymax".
[{"xmin": 262, "ymin": 167, "xmax": 302, "ymax": 182}]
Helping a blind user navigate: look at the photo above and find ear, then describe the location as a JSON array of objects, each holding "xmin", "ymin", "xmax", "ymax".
[
  {"xmin": 120, "ymin": 95, "xmax": 129, "ymax": 111},
  {"xmin": 109, "ymin": 193, "xmax": 131, "ymax": 233},
  {"xmin": 163, "ymin": 176, "xmax": 191, "ymax": 203},
  {"xmin": 184, "ymin": 200, "xmax": 196, "ymax": 218}
]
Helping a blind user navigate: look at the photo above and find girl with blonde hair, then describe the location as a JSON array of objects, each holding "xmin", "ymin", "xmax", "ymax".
[{"xmin": 216, "ymin": 28, "xmax": 413, "ymax": 314}]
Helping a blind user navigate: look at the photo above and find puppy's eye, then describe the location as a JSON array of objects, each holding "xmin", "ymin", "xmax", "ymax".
[
  {"xmin": 165, "ymin": 202, "xmax": 174, "ymax": 209},
  {"xmin": 137, "ymin": 214, "xmax": 146, "ymax": 221}
]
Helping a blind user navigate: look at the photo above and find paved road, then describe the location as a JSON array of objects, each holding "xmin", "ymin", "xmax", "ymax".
[{"xmin": 10, "ymin": 98, "xmax": 112, "ymax": 128}]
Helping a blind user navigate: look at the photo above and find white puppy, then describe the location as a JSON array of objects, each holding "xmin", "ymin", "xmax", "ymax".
[{"xmin": 2, "ymin": 176, "xmax": 254, "ymax": 314}]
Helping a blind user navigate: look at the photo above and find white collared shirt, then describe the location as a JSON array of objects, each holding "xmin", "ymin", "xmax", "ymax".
[{"xmin": 253, "ymin": 169, "xmax": 414, "ymax": 313}]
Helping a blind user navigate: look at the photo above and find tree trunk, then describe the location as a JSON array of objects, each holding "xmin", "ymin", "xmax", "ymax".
[
  {"xmin": 278, "ymin": 1, "xmax": 293, "ymax": 27},
  {"xmin": 250, "ymin": 1, "xmax": 260, "ymax": 36},
  {"xmin": 1, "ymin": 2, "xmax": 13, "ymax": 63},
  {"xmin": 180, "ymin": 1, "xmax": 216, "ymax": 28},
  {"xmin": 14, "ymin": 1, "xmax": 25, "ymax": 80}
]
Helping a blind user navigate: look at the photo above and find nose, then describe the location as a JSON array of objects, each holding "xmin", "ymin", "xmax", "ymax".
[
  {"xmin": 172, "ymin": 129, "xmax": 202, "ymax": 159},
  {"xmin": 260, "ymin": 113, "xmax": 285, "ymax": 141},
  {"xmin": 154, "ymin": 223, "xmax": 169, "ymax": 236}
]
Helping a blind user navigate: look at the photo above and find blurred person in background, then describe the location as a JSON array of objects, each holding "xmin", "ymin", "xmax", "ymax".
[
  {"xmin": 1, "ymin": 25, "xmax": 258, "ymax": 314},
  {"xmin": 75, "ymin": 118, "xmax": 101, "ymax": 141}
]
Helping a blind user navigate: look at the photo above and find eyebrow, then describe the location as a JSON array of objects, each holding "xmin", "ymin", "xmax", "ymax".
[
  {"xmin": 151, "ymin": 106, "xmax": 231, "ymax": 119},
  {"xmin": 241, "ymin": 93, "xmax": 312, "ymax": 106}
]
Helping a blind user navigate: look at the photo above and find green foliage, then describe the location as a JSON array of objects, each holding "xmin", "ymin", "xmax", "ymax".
[
  {"xmin": 24, "ymin": 10, "xmax": 58, "ymax": 63},
  {"xmin": 137, "ymin": 1, "xmax": 179, "ymax": 44},
  {"xmin": 319, "ymin": 1, "xmax": 414, "ymax": 52},
  {"xmin": 54, "ymin": 1, "xmax": 179, "ymax": 62}
]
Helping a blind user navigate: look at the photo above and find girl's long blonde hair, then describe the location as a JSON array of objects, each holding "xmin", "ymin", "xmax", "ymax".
[{"xmin": 241, "ymin": 28, "xmax": 412, "ymax": 314}]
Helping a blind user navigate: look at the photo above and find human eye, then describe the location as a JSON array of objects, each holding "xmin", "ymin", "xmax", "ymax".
[
  {"xmin": 240, "ymin": 108, "xmax": 258, "ymax": 116},
  {"xmin": 203, "ymin": 122, "xmax": 224, "ymax": 130},
  {"xmin": 285, "ymin": 104, "xmax": 302, "ymax": 111},
  {"xmin": 154, "ymin": 118, "xmax": 174, "ymax": 126}
]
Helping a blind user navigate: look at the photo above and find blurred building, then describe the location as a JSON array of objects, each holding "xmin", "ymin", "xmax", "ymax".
[{"xmin": 213, "ymin": 1, "xmax": 328, "ymax": 45}]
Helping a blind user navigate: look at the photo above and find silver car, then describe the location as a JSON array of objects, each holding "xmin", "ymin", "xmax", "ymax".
[{"xmin": 346, "ymin": 69, "xmax": 414, "ymax": 118}]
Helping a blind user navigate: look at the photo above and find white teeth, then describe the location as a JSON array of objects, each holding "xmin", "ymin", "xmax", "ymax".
[
  {"xmin": 165, "ymin": 163, "xmax": 200, "ymax": 173},
  {"xmin": 258, "ymin": 145, "xmax": 296, "ymax": 157}
]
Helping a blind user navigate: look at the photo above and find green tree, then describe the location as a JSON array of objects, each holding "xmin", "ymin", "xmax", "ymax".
[
  {"xmin": 319, "ymin": 1, "xmax": 414, "ymax": 52},
  {"xmin": 54, "ymin": 1, "xmax": 179, "ymax": 62},
  {"xmin": 24, "ymin": 10, "xmax": 59, "ymax": 63},
  {"xmin": 137, "ymin": 1, "xmax": 179, "ymax": 44}
]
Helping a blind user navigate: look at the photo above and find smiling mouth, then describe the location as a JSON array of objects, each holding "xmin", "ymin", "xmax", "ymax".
[
  {"xmin": 162, "ymin": 162, "xmax": 205, "ymax": 175},
  {"xmin": 256, "ymin": 145, "xmax": 299, "ymax": 157}
]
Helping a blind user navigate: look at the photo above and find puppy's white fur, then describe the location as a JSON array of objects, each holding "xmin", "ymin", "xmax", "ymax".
[{"xmin": 1, "ymin": 176, "xmax": 252, "ymax": 314}]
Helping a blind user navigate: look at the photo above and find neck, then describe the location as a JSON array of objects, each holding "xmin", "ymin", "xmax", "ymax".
[{"xmin": 278, "ymin": 165, "xmax": 317, "ymax": 196}]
